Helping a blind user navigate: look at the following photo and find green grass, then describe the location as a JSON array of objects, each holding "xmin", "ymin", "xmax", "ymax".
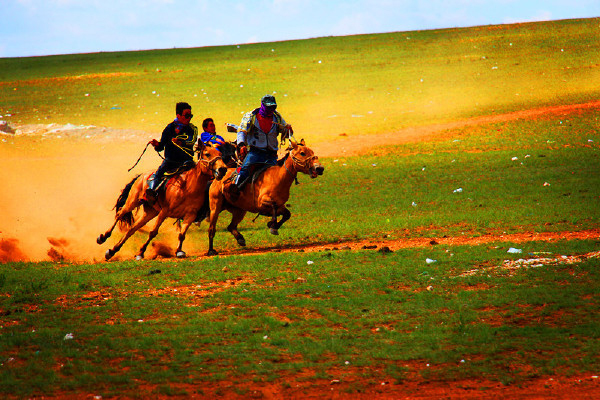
[
  {"xmin": 183, "ymin": 107, "xmax": 599, "ymax": 255},
  {"xmin": 1, "ymin": 240, "xmax": 599, "ymax": 397},
  {"xmin": 1, "ymin": 108, "xmax": 599, "ymax": 397},
  {"xmin": 1, "ymin": 18, "xmax": 600, "ymax": 144},
  {"xmin": 1, "ymin": 17, "xmax": 600, "ymax": 398}
]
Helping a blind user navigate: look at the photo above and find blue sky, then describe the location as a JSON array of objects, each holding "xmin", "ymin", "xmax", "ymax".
[{"xmin": 1, "ymin": 0, "xmax": 598, "ymax": 58}]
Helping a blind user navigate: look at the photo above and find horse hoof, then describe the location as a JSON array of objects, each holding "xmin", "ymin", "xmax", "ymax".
[
  {"xmin": 135, "ymin": 255, "xmax": 144, "ymax": 261},
  {"xmin": 105, "ymin": 249, "xmax": 114, "ymax": 260},
  {"xmin": 176, "ymin": 251, "xmax": 186, "ymax": 258},
  {"xmin": 207, "ymin": 249, "xmax": 218, "ymax": 256},
  {"xmin": 270, "ymin": 228, "xmax": 279, "ymax": 235},
  {"xmin": 97, "ymin": 234, "xmax": 105, "ymax": 245}
]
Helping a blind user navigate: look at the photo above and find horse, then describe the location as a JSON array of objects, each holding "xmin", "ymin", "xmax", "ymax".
[
  {"xmin": 204, "ymin": 138, "xmax": 324, "ymax": 256},
  {"xmin": 97, "ymin": 142, "xmax": 228, "ymax": 260},
  {"xmin": 215, "ymin": 140, "xmax": 238, "ymax": 168}
]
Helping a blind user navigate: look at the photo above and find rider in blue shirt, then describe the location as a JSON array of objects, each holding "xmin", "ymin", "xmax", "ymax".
[{"xmin": 200, "ymin": 118, "xmax": 226, "ymax": 151}]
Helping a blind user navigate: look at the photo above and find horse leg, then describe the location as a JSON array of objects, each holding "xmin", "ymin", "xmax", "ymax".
[
  {"xmin": 105, "ymin": 208, "xmax": 158, "ymax": 260},
  {"xmin": 175, "ymin": 216, "xmax": 195, "ymax": 258},
  {"xmin": 207, "ymin": 188, "xmax": 224, "ymax": 256},
  {"xmin": 97, "ymin": 218, "xmax": 119, "ymax": 244},
  {"xmin": 99, "ymin": 175, "xmax": 144, "ymax": 245},
  {"xmin": 227, "ymin": 209, "xmax": 247, "ymax": 247},
  {"xmin": 274, "ymin": 206, "xmax": 291, "ymax": 231},
  {"xmin": 266, "ymin": 203, "xmax": 280, "ymax": 235},
  {"xmin": 135, "ymin": 211, "xmax": 168, "ymax": 260}
]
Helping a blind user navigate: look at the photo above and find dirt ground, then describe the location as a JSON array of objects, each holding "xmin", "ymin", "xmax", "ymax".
[
  {"xmin": 143, "ymin": 373, "xmax": 600, "ymax": 400},
  {"xmin": 2, "ymin": 100, "xmax": 599, "ymax": 263},
  {"xmin": 2, "ymin": 101, "xmax": 600, "ymax": 399}
]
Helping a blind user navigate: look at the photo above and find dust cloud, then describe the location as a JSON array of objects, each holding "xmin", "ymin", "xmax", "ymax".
[{"xmin": 0, "ymin": 126, "xmax": 178, "ymax": 262}]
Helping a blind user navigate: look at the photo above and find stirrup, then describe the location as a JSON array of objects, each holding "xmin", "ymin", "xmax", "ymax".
[{"xmin": 144, "ymin": 188, "xmax": 157, "ymax": 205}]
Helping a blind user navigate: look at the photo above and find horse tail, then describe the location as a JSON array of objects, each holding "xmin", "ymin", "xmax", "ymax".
[
  {"xmin": 114, "ymin": 175, "xmax": 140, "ymax": 227},
  {"xmin": 196, "ymin": 180, "xmax": 213, "ymax": 221}
]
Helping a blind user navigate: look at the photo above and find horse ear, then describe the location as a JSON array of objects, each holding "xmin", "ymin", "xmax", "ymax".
[
  {"xmin": 300, "ymin": 138, "xmax": 306, "ymax": 146},
  {"xmin": 291, "ymin": 139, "xmax": 298, "ymax": 149}
]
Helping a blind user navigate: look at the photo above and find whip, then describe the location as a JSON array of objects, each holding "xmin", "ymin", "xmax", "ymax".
[{"xmin": 128, "ymin": 142, "xmax": 163, "ymax": 172}]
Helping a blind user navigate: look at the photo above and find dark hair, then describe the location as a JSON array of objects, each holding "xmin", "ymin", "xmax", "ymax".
[
  {"xmin": 176, "ymin": 102, "xmax": 192, "ymax": 115},
  {"xmin": 202, "ymin": 118, "xmax": 214, "ymax": 130}
]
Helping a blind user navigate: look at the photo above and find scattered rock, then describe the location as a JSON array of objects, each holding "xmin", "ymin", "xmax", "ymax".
[
  {"xmin": 0, "ymin": 121, "xmax": 15, "ymax": 134},
  {"xmin": 378, "ymin": 246, "xmax": 392, "ymax": 253}
]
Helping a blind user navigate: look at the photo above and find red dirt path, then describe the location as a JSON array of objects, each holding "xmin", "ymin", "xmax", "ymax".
[
  {"xmin": 189, "ymin": 228, "xmax": 600, "ymax": 261},
  {"xmin": 313, "ymin": 100, "xmax": 600, "ymax": 157}
]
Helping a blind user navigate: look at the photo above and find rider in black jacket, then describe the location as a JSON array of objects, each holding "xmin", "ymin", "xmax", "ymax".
[{"xmin": 146, "ymin": 102, "xmax": 198, "ymax": 203}]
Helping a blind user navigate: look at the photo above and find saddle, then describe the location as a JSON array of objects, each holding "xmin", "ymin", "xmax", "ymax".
[
  {"xmin": 146, "ymin": 160, "xmax": 195, "ymax": 196},
  {"xmin": 230, "ymin": 162, "xmax": 273, "ymax": 189}
]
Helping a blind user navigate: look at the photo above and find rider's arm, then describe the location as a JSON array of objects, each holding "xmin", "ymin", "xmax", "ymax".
[
  {"xmin": 275, "ymin": 113, "xmax": 292, "ymax": 142},
  {"xmin": 237, "ymin": 112, "xmax": 252, "ymax": 147},
  {"xmin": 155, "ymin": 124, "xmax": 171, "ymax": 152}
]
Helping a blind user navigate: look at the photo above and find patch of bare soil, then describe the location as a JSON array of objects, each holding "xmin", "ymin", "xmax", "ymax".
[
  {"xmin": 184, "ymin": 228, "xmax": 600, "ymax": 261},
  {"xmin": 36, "ymin": 372, "xmax": 600, "ymax": 399},
  {"xmin": 313, "ymin": 100, "xmax": 600, "ymax": 157}
]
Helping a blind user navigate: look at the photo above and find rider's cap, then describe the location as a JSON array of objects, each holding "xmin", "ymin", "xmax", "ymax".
[{"xmin": 261, "ymin": 94, "xmax": 277, "ymax": 107}]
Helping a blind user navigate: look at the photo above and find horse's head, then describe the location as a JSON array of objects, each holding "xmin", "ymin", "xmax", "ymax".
[
  {"xmin": 219, "ymin": 141, "xmax": 239, "ymax": 168},
  {"xmin": 197, "ymin": 143, "xmax": 228, "ymax": 180},
  {"xmin": 290, "ymin": 138, "xmax": 324, "ymax": 178}
]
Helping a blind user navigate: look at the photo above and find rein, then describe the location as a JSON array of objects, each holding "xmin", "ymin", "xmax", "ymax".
[
  {"xmin": 283, "ymin": 149, "xmax": 316, "ymax": 185},
  {"xmin": 291, "ymin": 151, "xmax": 317, "ymax": 173},
  {"xmin": 196, "ymin": 147, "xmax": 223, "ymax": 172}
]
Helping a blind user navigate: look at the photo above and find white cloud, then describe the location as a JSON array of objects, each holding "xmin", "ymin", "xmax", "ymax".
[
  {"xmin": 330, "ymin": 13, "xmax": 371, "ymax": 36},
  {"xmin": 2, "ymin": 0, "xmax": 600, "ymax": 58},
  {"xmin": 273, "ymin": 0, "xmax": 306, "ymax": 14},
  {"xmin": 503, "ymin": 10, "xmax": 553, "ymax": 24}
]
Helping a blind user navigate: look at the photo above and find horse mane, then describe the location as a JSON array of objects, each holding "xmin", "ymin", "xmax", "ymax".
[
  {"xmin": 276, "ymin": 151, "xmax": 290, "ymax": 166},
  {"xmin": 277, "ymin": 142, "xmax": 306, "ymax": 166}
]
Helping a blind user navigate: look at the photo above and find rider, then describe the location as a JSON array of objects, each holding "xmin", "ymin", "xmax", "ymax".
[
  {"xmin": 232, "ymin": 94, "xmax": 293, "ymax": 194},
  {"xmin": 200, "ymin": 117, "xmax": 226, "ymax": 153},
  {"xmin": 146, "ymin": 102, "xmax": 198, "ymax": 203}
]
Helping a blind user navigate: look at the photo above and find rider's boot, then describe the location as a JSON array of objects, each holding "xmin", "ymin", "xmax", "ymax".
[
  {"xmin": 145, "ymin": 177, "xmax": 159, "ymax": 205},
  {"xmin": 227, "ymin": 176, "xmax": 244, "ymax": 202}
]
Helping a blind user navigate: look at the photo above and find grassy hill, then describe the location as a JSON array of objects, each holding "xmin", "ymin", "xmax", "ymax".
[
  {"xmin": 2, "ymin": 17, "xmax": 600, "ymax": 399},
  {"xmin": 1, "ymin": 18, "xmax": 599, "ymax": 145}
]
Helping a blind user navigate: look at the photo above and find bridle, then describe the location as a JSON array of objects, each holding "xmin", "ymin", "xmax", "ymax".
[
  {"xmin": 196, "ymin": 148, "xmax": 223, "ymax": 172},
  {"xmin": 289, "ymin": 148, "xmax": 318, "ymax": 174}
]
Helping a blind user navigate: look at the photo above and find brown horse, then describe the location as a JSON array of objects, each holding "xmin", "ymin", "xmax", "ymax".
[
  {"xmin": 205, "ymin": 138, "xmax": 324, "ymax": 256},
  {"xmin": 97, "ymin": 143, "xmax": 228, "ymax": 260}
]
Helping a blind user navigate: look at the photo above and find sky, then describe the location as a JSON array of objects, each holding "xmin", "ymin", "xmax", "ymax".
[{"xmin": 0, "ymin": 0, "xmax": 599, "ymax": 58}]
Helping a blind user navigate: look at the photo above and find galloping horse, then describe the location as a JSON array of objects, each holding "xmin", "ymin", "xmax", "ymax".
[
  {"xmin": 205, "ymin": 138, "xmax": 324, "ymax": 256},
  {"xmin": 97, "ymin": 142, "xmax": 228, "ymax": 260}
]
